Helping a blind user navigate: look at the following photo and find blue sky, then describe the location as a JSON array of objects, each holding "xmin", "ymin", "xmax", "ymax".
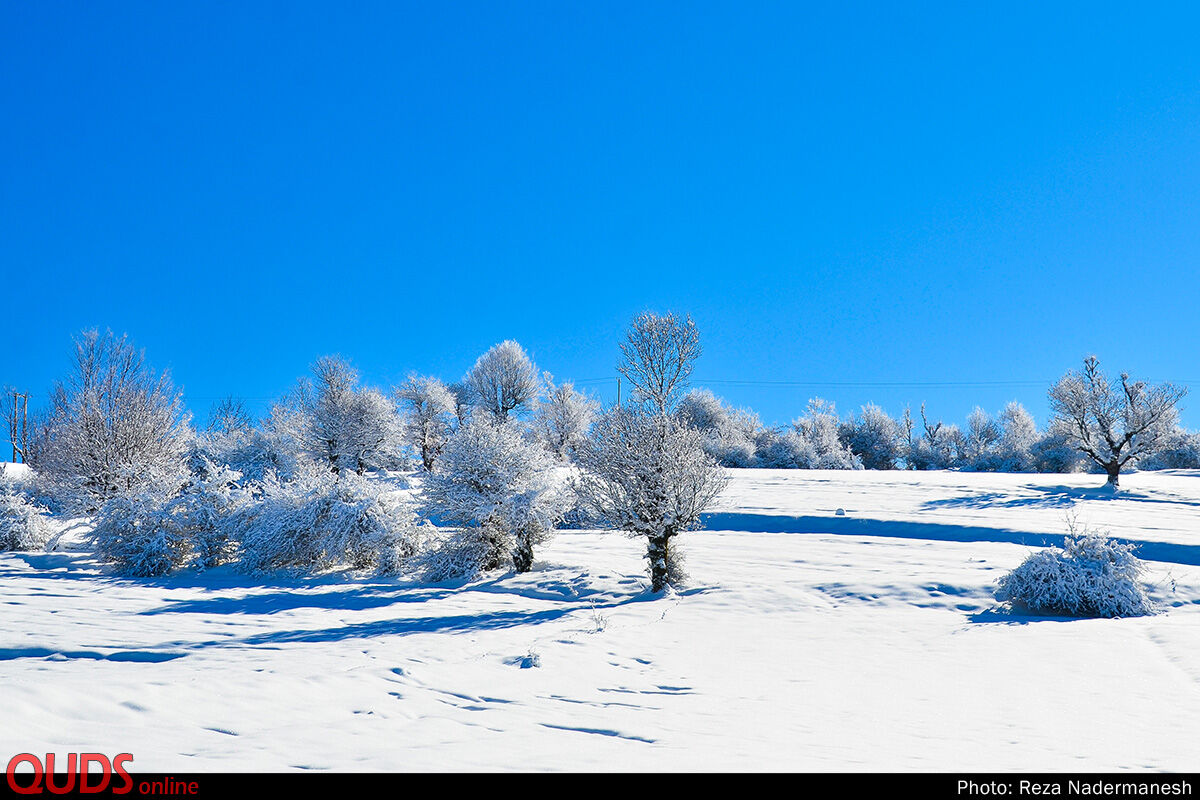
[{"xmin": 3, "ymin": 1, "xmax": 1199, "ymax": 430}]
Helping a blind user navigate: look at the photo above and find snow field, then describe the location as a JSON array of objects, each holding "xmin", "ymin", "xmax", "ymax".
[{"xmin": 3, "ymin": 468, "xmax": 1200, "ymax": 771}]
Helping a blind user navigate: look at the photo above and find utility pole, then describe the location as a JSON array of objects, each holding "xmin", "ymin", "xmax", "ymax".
[
  {"xmin": 8, "ymin": 391, "xmax": 29, "ymax": 463},
  {"xmin": 616, "ymin": 377, "xmax": 621, "ymax": 408}
]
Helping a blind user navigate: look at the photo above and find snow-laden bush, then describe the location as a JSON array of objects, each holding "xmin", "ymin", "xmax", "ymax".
[
  {"xmin": 790, "ymin": 399, "xmax": 861, "ymax": 470},
  {"xmin": 232, "ymin": 464, "xmax": 423, "ymax": 575},
  {"xmin": 90, "ymin": 458, "xmax": 245, "ymax": 576},
  {"xmin": 995, "ymin": 522, "xmax": 1156, "ymax": 618},
  {"xmin": 1030, "ymin": 431, "xmax": 1086, "ymax": 473},
  {"xmin": 992, "ymin": 401, "xmax": 1039, "ymax": 472},
  {"xmin": 418, "ymin": 519, "xmax": 512, "ymax": 582},
  {"xmin": 0, "ymin": 473, "xmax": 53, "ymax": 551},
  {"xmin": 753, "ymin": 426, "xmax": 814, "ymax": 469},
  {"xmin": 675, "ymin": 388, "xmax": 759, "ymax": 468},
  {"xmin": 90, "ymin": 492, "xmax": 191, "ymax": 577},
  {"xmin": 1137, "ymin": 427, "xmax": 1200, "ymax": 470},
  {"xmin": 421, "ymin": 418, "xmax": 571, "ymax": 574},
  {"xmin": 908, "ymin": 424, "xmax": 963, "ymax": 469},
  {"xmin": 840, "ymin": 404, "xmax": 904, "ymax": 470}
]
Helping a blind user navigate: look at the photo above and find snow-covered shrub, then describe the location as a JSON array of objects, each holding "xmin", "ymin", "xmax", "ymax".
[
  {"xmin": 791, "ymin": 399, "xmax": 861, "ymax": 469},
  {"xmin": 840, "ymin": 404, "xmax": 904, "ymax": 470},
  {"xmin": 1030, "ymin": 431, "xmax": 1086, "ymax": 473},
  {"xmin": 0, "ymin": 472, "xmax": 53, "ymax": 551},
  {"xmin": 961, "ymin": 407, "xmax": 1002, "ymax": 471},
  {"xmin": 419, "ymin": 519, "xmax": 512, "ymax": 582},
  {"xmin": 89, "ymin": 459, "xmax": 246, "ymax": 576},
  {"xmin": 753, "ymin": 426, "xmax": 814, "ymax": 469},
  {"xmin": 177, "ymin": 458, "xmax": 246, "ymax": 569},
  {"xmin": 575, "ymin": 405, "xmax": 726, "ymax": 592},
  {"xmin": 90, "ymin": 490, "xmax": 189, "ymax": 577},
  {"xmin": 995, "ymin": 522, "xmax": 1156, "ymax": 617},
  {"xmin": 1137, "ymin": 427, "xmax": 1200, "ymax": 470},
  {"xmin": 421, "ymin": 418, "xmax": 570, "ymax": 573},
  {"xmin": 675, "ymin": 388, "xmax": 759, "ymax": 468},
  {"xmin": 232, "ymin": 465, "xmax": 423, "ymax": 575}
]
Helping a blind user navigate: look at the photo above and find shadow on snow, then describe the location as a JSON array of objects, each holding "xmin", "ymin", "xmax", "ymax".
[{"xmin": 699, "ymin": 512, "xmax": 1200, "ymax": 567}]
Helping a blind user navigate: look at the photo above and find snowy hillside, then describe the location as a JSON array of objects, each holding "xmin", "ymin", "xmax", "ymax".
[{"xmin": 4, "ymin": 468, "xmax": 1200, "ymax": 771}]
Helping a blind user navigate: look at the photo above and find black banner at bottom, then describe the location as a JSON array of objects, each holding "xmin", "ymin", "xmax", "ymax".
[{"xmin": 1, "ymin": 773, "xmax": 1197, "ymax": 798}]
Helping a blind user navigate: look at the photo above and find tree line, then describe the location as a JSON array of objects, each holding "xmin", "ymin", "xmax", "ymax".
[
  {"xmin": 1, "ymin": 313, "xmax": 725, "ymax": 592},
  {"xmin": 0, "ymin": 313, "xmax": 1189, "ymax": 592}
]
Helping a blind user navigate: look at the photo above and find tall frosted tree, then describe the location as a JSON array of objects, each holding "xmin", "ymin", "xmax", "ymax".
[
  {"xmin": 464, "ymin": 340, "xmax": 542, "ymax": 421},
  {"xmin": 534, "ymin": 374, "xmax": 599, "ymax": 460},
  {"xmin": 32, "ymin": 329, "xmax": 191, "ymax": 509},
  {"xmin": 1048, "ymin": 356, "xmax": 1186, "ymax": 490},
  {"xmin": 422, "ymin": 418, "xmax": 568, "ymax": 573},
  {"xmin": 617, "ymin": 311, "xmax": 701, "ymax": 415},
  {"xmin": 396, "ymin": 375, "xmax": 458, "ymax": 470},
  {"xmin": 995, "ymin": 401, "xmax": 1038, "ymax": 471},
  {"xmin": 576, "ymin": 406, "xmax": 726, "ymax": 592},
  {"xmin": 283, "ymin": 356, "xmax": 405, "ymax": 475}
]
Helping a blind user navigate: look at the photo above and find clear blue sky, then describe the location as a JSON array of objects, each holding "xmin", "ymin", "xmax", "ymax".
[{"xmin": 3, "ymin": 1, "xmax": 1199, "ymax": 430}]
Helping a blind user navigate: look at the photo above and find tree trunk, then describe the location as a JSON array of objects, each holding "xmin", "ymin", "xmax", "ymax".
[
  {"xmin": 512, "ymin": 530, "xmax": 534, "ymax": 573},
  {"xmin": 1105, "ymin": 463, "xmax": 1120, "ymax": 491},
  {"xmin": 648, "ymin": 533, "xmax": 669, "ymax": 592}
]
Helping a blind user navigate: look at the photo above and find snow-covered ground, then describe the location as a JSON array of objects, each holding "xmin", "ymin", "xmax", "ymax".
[{"xmin": 4, "ymin": 468, "xmax": 1200, "ymax": 771}]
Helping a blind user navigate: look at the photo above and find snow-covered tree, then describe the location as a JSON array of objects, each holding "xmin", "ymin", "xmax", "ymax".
[
  {"xmin": 792, "ymin": 398, "xmax": 860, "ymax": 469},
  {"xmin": 993, "ymin": 401, "xmax": 1039, "ymax": 472},
  {"xmin": 232, "ymin": 464, "xmax": 423, "ymax": 575},
  {"xmin": 421, "ymin": 418, "xmax": 569, "ymax": 574},
  {"xmin": 4, "ymin": 386, "xmax": 32, "ymax": 464},
  {"xmin": 191, "ymin": 397, "xmax": 275, "ymax": 483},
  {"xmin": 617, "ymin": 311, "xmax": 702, "ymax": 415},
  {"xmin": 1048, "ymin": 356, "xmax": 1186, "ymax": 489},
  {"xmin": 575, "ymin": 405, "xmax": 727, "ymax": 592},
  {"xmin": 675, "ymin": 388, "xmax": 759, "ymax": 467},
  {"xmin": 961, "ymin": 407, "xmax": 1001, "ymax": 470},
  {"xmin": 464, "ymin": 341, "xmax": 542, "ymax": 422},
  {"xmin": 534, "ymin": 374, "xmax": 599, "ymax": 460},
  {"xmin": 284, "ymin": 356, "xmax": 406, "ymax": 475},
  {"xmin": 207, "ymin": 396, "xmax": 253, "ymax": 436},
  {"xmin": 396, "ymin": 375, "xmax": 458, "ymax": 471},
  {"xmin": 907, "ymin": 404, "xmax": 963, "ymax": 470},
  {"xmin": 31, "ymin": 329, "xmax": 191, "ymax": 510},
  {"xmin": 0, "ymin": 468, "xmax": 52, "ymax": 551},
  {"xmin": 447, "ymin": 381, "xmax": 473, "ymax": 425},
  {"xmin": 840, "ymin": 404, "xmax": 904, "ymax": 470}
]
